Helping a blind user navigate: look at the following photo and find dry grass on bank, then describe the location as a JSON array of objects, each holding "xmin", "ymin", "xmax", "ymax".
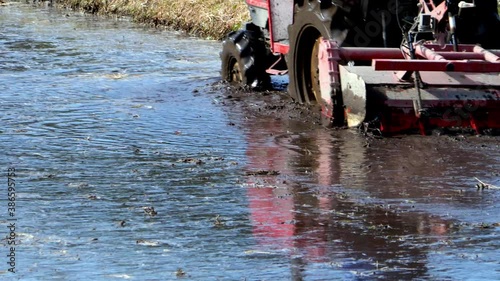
[{"xmin": 59, "ymin": 0, "xmax": 250, "ymax": 40}]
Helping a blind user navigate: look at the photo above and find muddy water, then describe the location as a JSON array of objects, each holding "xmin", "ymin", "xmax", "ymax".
[{"xmin": 1, "ymin": 3, "xmax": 499, "ymax": 280}]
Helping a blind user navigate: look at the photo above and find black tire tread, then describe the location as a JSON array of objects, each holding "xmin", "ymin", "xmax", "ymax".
[{"xmin": 220, "ymin": 28, "xmax": 269, "ymax": 89}]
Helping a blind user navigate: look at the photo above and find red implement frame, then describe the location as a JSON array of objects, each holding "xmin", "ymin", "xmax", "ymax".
[
  {"xmin": 252, "ymin": 0, "xmax": 500, "ymax": 134},
  {"xmin": 372, "ymin": 44, "xmax": 500, "ymax": 74},
  {"xmin": 318, "ymin": 40, "xmax": 500, "ymax": 134}
]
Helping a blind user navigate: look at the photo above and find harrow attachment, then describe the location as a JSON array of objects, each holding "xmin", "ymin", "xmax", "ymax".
[
  {"xmin": 224, "ymin": 0, "xmax": 500, "ymax": 135},
  {"xmin": 318, "ymin": 40, "xmax": 500, "ymax": 135}
]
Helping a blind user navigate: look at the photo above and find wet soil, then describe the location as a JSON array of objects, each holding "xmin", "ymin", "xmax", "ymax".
[{"xmin": 211, "ymin": 82, "xmax": 321, "ymax": 124}]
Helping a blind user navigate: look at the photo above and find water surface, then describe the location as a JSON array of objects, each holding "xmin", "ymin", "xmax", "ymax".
[{"xmin": 0, "ymin": 3, "xmax": 499, "ymax": 280}]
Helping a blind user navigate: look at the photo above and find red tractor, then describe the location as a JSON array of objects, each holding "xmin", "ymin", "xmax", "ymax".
[{"xmin": 221, "ymin": 0, "xmax": 500, "ymax": 134}]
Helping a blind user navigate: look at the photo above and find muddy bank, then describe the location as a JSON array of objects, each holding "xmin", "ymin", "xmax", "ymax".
[
  {"xmin": 55, "ymin": 0, "xmax": 249, "ymax": 40},
  {"xmin": 210, "ymin": 81, "xmax": 323, "ymax": 126},
  {"xmin": 209, "ymin": 79, "xmax": 500, "ymax": 148}
]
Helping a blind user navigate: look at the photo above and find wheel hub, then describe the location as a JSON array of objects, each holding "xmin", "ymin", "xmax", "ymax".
[
  {"xmin": 310, "ymin": 38, "xmax": 322, "ymax": 105},
  {"xmin": 230, "ymin": 58, "xmax": 243, "ymax": 83}
]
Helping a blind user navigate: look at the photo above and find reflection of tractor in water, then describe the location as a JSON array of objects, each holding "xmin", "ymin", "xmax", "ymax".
[
  {"xmin": 221, "ymin": 0, "xmax": 500, "ymax": 134},
  {"xmin": 241, "ymin": 115, "xmax": 456, "ymax": 278}
]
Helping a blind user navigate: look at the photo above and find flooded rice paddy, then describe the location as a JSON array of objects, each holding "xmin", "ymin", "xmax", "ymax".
[{"xmin": 1, "ymin": 3, "xmax": 499, "ymax": 280}]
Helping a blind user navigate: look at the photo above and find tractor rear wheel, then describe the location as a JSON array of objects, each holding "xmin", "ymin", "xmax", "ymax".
[
  {"xmin": 287, "ymin": 1, "xmax": 347, "ymax": 126},
  {"xmin": 456, "ymin": 0, "xmax": 500, "ymax": 49},
  {"xmin": 220, "ymin": 29, "xmax": 270, "ymax": 89}
]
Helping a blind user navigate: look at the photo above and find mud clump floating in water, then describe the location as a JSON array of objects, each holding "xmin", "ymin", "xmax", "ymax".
[{"xmin": 245, "ymin": 170, "xmax": 281, "ymax": 176}]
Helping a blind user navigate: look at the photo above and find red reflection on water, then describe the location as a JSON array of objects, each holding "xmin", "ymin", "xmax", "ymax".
[{"xmin": 242, "ymin": 117, "xmax": 461, "ymax": 278}]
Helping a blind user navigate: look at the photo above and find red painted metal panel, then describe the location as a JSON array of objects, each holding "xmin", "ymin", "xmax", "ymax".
[
  {"xmin": 379, "ymin": 100, "xmax": 500, "ymax": 134},
  {"xmin": 340, "ymin": 48, "xmax": 403, "ymax": 61},
  {"xmin": 272, "ymin": 43, "xmax": 289, "ymax": 54},
  {"xmin": 267, "ymin": 0, "xmax": 275, "ymax": 52},
  {"xmin": 373, "ymin": 60, "xmax": 500, "ymax": 72},
  {"xmin": 338, "ymin": 47, "xmax": 500, "ymax": 61},
  {"xmin": 268, "ymin": 1, "xmax": 294, "ymax": 54}
]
